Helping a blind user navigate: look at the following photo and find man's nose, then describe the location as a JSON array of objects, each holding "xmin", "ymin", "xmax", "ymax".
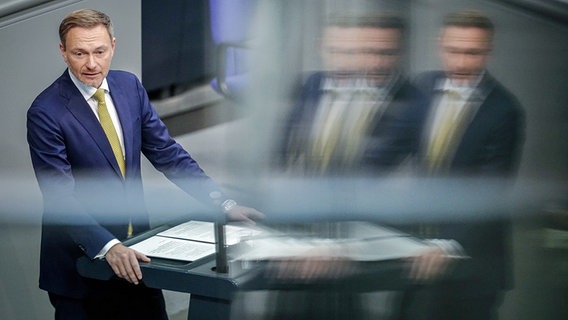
[
  {"xmin": 454, "ymin": 53, "xmax": 468, "ymax": 69},
  {"xmin": 86, "ymin": 55, "xmax": 97, "ymax": 68},
  {"xmin": 374, "ymin": 54, "xmax": 390, "ymax": 69}
]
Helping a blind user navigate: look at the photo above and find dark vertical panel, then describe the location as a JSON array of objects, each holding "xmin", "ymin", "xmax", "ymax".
[{"xmin": 142, "ymin": 0, "xmax": 214, "ymax": 96}]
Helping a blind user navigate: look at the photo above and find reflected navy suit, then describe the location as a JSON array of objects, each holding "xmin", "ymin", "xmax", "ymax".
[
  {"xmin": 271, "ymin": 72, "xmax": 429, "ymax": 320},
  {"xmin": 27, "ymin": 70, "xmax": 225, "ymax": 299},
  {"xmin": 279, "ymin": 72, "xmax": 430, "ymax": 174},
  {"xmin": 415, "ymin": 71, "xmax": 524, "ymax": 176},
  {"xmin": 398, "ymin": 71, "xmax": 525, "ymax": 320}
]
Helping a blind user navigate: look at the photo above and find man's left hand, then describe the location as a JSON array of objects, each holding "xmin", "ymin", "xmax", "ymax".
[
  {"xmin": 226, "ymin": 205, "xmax": 265, "ymax": 224},
  {"xmin": 407, "ymin": 246, "xmax": 452, "ymax": 282}
]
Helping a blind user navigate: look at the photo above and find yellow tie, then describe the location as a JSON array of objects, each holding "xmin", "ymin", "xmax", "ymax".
[
  {"xmin": 310, "ymin": 91, "xmax": 347, "ymax": 173},
  {"xmin": 426, "ymin": 90, "xmax": 464, "ymax": 172},
  {"xmin": 341, "ymin": 90, "xmax": 382, "ymax": 167},
  {"xmin": 92, "ymin": 89, "xmax": 126, "ymax": 177},
  {"xmin": 92, "ymin": 89, "xmax": 132, "ymax": 237}
]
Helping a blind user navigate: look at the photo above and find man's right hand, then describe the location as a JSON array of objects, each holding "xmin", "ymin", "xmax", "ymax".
[
  {"xmin": 105, "ymin": 243, "xmax": 150, "ymax": 285},
  {"xmin": 407, "ymin": 246, "xmax": 452, "ymax": 282}
]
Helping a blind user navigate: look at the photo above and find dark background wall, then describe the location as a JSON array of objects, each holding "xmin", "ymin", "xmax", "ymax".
[{"xmin": 141, "ymin": 0, "xmax": 214, "ymax": 99}]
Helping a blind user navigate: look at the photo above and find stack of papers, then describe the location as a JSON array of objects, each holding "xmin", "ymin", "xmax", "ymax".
[
  {"xmin": 129, "ymin": 220, "xmax": 263, "ymax": 262},
  {"xmin": 129, "ymin": 220, "xmax": 429, "ymax": 263},
  {"xmin": 233, "ymin": 222, "xmax": 430, "ymax": 262}
]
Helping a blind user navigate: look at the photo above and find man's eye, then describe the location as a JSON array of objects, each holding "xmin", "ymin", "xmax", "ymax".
[
  {"xmin": 468, "ymin": 51, "xmax": 485, "ymax": 56},
  {"xmin": 375, "ymin": 50, "xmax": 399, "ymax": 56}
]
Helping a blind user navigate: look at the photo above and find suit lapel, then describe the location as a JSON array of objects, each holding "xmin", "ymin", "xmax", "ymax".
[
  {"xmin": 463, "ymin": 73, "xmax": 495, "ymax": 122},
  {"xmin": 448, "ymin": 73, "xmax": 496, "ymax": 166},
  {"xmin": 419, "ymin": 74, "xmax": 446, "ymax": 157},
  {"xmin": 456, "ymin": 73, "xmax": 496, "ymax": 146},
  {"xmin": 107, "ymin": 73, "xmax": 134, "ymax": 177}
]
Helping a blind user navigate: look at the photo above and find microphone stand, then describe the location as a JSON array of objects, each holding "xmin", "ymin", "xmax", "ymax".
[{"xmin": 214, "ymin": 222, "xmax": 229, "ymax": 273}]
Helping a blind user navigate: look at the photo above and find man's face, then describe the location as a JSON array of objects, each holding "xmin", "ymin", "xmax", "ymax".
[
  {"xmin": 322, "ymin": 26, "xmax": 401, "ymax": 85},
  {"xmin": 439, "ymin": 26, "xmax": 492, "ymax": 86},
  {"xmin": 60, "ymin": 25, "xmax": 115, "ymax": 88}
]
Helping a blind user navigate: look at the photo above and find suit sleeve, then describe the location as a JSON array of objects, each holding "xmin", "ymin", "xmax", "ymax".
[
  {"xmin": 476, "ymin": 99, "xmax": 525, "ymax": 176},
  {"xmin": 452, "ymin": 88, "xmax": 525, "ymax": 177},
  {"xmin": 27, "ymin": 102, "xmax": 116, "ymax": 258},
  {"xmin": 134, "ymin": 78, "xmax": 229, "ymax": 208}
]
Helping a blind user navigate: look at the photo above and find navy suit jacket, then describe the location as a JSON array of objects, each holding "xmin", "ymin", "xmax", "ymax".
[
  {"xmin": 27, "ymin": 70, "xmax": 226, "ymax": 298},
  {"xmin": 278, "ymin": 72, "xmax": 430, "ymax": 174},
  {"xmin": 414, "ymin": 71, "xmax": 524, "ymax": 176},
  {"xmin": 412, "ymin": 71, "xmax": 525, "ymax": 291}
]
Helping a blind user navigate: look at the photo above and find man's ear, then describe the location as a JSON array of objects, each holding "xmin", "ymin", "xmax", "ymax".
[
  {"xmin": 59, "ymin": 43, "xmax": 68, "ymax": 65},
  {"xmin": 110, "ymin": 37, "xmax": 116, "ymax": 57}
]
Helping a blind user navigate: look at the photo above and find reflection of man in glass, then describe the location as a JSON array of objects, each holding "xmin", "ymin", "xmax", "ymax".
[
  {"xmin": 279, "ymin": 13, "xmax": 428, "ymax": 175},
  {"xmin": 267, "ymin": 13, "xmax": 429, "ymax": 320},
  {"xmin": 398, "ymin": 10, "xmax": 525, "ymax": 320}
]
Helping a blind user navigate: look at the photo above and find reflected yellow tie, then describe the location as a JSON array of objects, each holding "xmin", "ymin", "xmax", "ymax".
[
  {"xmin": 92, "ymin": 89, "xmax": 132, "ymax": 237},
  {"xmin": 426, "ymin": 90, "xmax": 464, "ymax": 172},
  {"xmin": 310, "ymin": 92, "xmax": 347, "ymax": 173},
  {"xmin": 92, "ymin": 89, "xmax": 126, "ymax": 177}
]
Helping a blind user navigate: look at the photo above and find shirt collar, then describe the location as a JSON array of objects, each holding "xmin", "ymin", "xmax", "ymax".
[
  {"xmin": 433, "ymin": 71, "xmax": 485, "ymax": 100},
  {"xmin": 322, "ymin": 71, "xmax": 400, "ymax": 96},
  {"xmin": 68, "ymin": 69, "xmax": 110, "ymax": 100}
]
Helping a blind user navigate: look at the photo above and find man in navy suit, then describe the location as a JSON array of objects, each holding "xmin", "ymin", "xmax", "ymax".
[
  {"xmin": 27, "ymin": 9, "xmax": 262, "ymax": 319},
  {"xmin": 397, "ymin": 10, "xmax": 525, "ymax": 320},
  {"xmin": 279, "ymin": 13, "xmax": 429, "ymax": 176},
  {"xmin": 266, "ymin": 13, "xmax": 430, "ymax": 320}
]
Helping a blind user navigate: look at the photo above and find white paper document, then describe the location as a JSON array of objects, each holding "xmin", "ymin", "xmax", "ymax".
[
  {"xmin": 156, "ymin": 220, "xmax": 263, "ymax": 245},
  {"xmin": 129, "ymin": 236, "xmax": 216, "ymax": 261},
  {"xmin": 128, "ymin": 220, "xmax": 264, "ymax": 261},
  {"xmin": 233, "ymin": 235, "xmax": 428, "ymax": 262},
  {"xmin": 232, "ymin": 222, "xmax": 430, "ymax": 262}
]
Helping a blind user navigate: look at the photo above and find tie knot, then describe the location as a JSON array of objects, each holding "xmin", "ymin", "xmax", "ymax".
[
  {"xmin": 92, "ymin": 89, "xmax": 106, "ymax": 103},
  {"xmin": 445, "ymin": 89, "xmax": 461, "ymax": 101}
]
